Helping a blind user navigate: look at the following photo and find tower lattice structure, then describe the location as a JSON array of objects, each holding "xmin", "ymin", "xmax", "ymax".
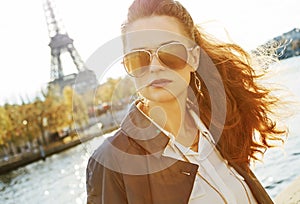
[{"xmin": 43, "ymin": 0, "xmax": 97, "ymax": 93}]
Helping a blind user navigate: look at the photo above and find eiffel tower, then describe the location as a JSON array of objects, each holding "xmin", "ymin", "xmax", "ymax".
[{"xmin": 43, "ymin": 0, "xmax": 97, "ymax": 94}]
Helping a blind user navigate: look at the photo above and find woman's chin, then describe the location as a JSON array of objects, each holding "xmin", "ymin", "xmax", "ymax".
[{"xmin": 141, "ymin": 90, "xmax": 177, "ymax": 103}]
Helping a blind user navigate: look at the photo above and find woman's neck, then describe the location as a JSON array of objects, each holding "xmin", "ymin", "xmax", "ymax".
[
  {"xmin": 143, "ymin": 92, "xmax": 198, "ymax": 148},
  {"xmin": 148, "ymin": 98, "xmax": 185, "ymax": 135}
]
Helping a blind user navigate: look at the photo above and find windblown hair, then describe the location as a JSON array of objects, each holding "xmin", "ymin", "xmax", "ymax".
[{"xmin": 122, "ymin": 0, "xmax": 286, "ymax": 170}]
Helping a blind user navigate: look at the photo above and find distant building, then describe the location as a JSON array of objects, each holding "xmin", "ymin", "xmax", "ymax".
[
  {"xmin": 273, "ymin": 28, "xmax": 300, "ymax": 60},
  {"xmin": 48, "ymin": 69, "xmax": 98, "ymax": 94}
]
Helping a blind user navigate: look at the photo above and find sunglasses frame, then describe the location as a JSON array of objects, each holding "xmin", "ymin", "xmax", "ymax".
[{"xmin": 123, "ymin": 41, "xmax": 196, "ymax": 78}]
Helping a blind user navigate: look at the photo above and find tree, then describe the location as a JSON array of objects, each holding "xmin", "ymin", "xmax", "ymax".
[
  {"xmin": 95, "ymin": 77, "xmax": 120, "ymax": 103},
  {"xmin": 63, "ymin": 86, "xmax": 89, "ymax": 131},
  {"xmin": 43, "ymin": 93, "xmax": 69, "ymax": 135},
  {"xmin": 30, "ymin": 97, "xmax": 48, "ymax": 145},
  {"xmin": 4, "ymin": 104, "xmax": 24, "ymax": 154},
  {"xmin": 19, "ymin": 103, "xmax": 38, "ymax": 149},
  {"xmin": 36, "ymin": 84, "xmax": 68, "ymax": 141},
  {"xmin": 112, "ymin": 76, "xmax": 136, "ymax": 102},
  {"xmin": 0, "ymin": 106, "xmax": 12, "ymax": 156}
]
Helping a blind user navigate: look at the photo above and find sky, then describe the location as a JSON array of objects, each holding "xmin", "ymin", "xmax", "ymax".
[{"xmin": 0, "ymin": 0, "xmax": 299, "ymax": 105}]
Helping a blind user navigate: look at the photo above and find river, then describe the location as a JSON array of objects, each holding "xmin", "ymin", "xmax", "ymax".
[{"xmin": 1, "ymin": 57, "xmax": 300, "ymax": 203}]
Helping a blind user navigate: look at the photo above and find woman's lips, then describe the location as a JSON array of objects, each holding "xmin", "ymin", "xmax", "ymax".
[{"xmin": 149, "ymin": 79, "xmax": 172, "ymax": 88}]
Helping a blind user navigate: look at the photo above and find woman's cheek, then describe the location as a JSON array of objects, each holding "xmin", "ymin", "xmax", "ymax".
[{"xmin": 134, "ymin": 78, "xmax": 147, "ymax": 91}]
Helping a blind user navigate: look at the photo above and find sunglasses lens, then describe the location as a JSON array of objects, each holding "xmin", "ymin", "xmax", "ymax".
[
  {"xmin": 123, "ymin": 51, "xmax": 150, "ymax": 77},
  {"xmin": 158, "ymin": 43, "xmax": 188, "ymax": 69}
]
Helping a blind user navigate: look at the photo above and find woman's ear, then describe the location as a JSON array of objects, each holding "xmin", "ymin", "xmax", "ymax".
[{"xmin": 190, "ymin": 45, "xmax": 200, "ymax": 71}]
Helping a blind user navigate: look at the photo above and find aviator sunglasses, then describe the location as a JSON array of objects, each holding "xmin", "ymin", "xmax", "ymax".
[{"xmin": 123, "ymin": 42, "xmax": 196, "ymax": 77}]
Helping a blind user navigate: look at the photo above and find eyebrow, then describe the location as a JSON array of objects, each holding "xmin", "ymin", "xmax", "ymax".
[{"xmin": 130, "ymin": 40, "xmax": 179, "ymax": 51}]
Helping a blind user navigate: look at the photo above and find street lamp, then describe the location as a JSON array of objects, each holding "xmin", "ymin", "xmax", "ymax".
[
  {"xmin": 22, "ymin": 120, "xmax": 28, "ymax": 126},
  {"xmin": 22, "ymin": 119, "xmax": 30, "ymax": 150}
]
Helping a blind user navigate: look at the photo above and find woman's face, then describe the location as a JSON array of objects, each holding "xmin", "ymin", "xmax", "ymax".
[{"xmin": 123, "ymin": 16, "xmax": 200, "ymax": 103}]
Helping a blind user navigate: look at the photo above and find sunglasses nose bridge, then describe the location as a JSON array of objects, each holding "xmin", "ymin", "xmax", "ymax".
[
  {"xmin": 148, "ymin": 50, "xmax": 166, "ymax": 72},
  {"xmin": 147, "ymin": 49, "xmax": 158, "ymax": 62}
]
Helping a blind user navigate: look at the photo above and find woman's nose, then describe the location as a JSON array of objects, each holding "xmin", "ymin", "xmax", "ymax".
[{"xmin": 148, "ymin": 54, "xmax": 166, "ymax": 73}]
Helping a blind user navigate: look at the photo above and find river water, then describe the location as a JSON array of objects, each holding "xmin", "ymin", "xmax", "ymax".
[{"xmin": 1, "ymin": 57, "xmax": 300, "ymax": 203}]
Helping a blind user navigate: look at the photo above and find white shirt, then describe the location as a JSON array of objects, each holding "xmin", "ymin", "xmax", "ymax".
[{"xmin": 139, "ymin": 105, "xmax": 258, "ymax": 204}]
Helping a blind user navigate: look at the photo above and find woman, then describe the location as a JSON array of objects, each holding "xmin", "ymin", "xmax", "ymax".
[{"xmin": 86, "ymin": 0, "xmax": 286, "ymax": 203}]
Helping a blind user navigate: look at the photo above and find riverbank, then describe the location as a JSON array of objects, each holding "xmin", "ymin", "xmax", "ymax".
[
  {"xmin": 274, "ymin": 176, "xmax": 300, "ymax": 204},
  {"xmin": 0, "ymin": 125, "xmax": 118, "ymax": 175}
]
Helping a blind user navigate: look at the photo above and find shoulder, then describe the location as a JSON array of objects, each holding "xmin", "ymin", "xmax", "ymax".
[
  {"xmin": 93, "ymin": 128, "xmax": 145, "ymax": 154},
  {"xmin": 88, "ymin": 128, "xmax": 145, "ymax": 172},
  {"xmin": 90, "ymin": 129, "xmax": 130, "ymax": 161}
]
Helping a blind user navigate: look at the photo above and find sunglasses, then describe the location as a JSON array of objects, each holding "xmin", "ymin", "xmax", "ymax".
[{"xmin": 123, "ymin": 42, "xmax": 195, "ymax": 77}]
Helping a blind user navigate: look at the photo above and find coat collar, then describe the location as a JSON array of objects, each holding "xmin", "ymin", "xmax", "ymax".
[
  {"xmin": 119, "ymin": 100, "xmax": 209, "ymax": 157},
  {"xmin": 120, "ymin": 102, "xmax": 170, "ymax": 157}
]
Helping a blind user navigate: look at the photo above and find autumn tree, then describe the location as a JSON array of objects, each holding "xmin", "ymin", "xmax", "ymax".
[
  {"xmin": 30, "ymin": 97, "xmax": 49, "ymax": 145},
  {"xmin": 63, "ymin": 86, "xmax": 89, "ymax": 131},
  {"xmin": 19, "ymin": 103, "xmax": 39, "ymax": 149},
  {"xmin": 95, "ymin": 76, "xmax": 135, "ymax": 109},
  {"xmin": 4, "ymin": 104, "xmax": 24, "ymax": 154},
  {"xmin": 0, "ymin": 106, "xmax": 12, "ymax": 156},
  {"xmin": 94, "ymin": 77, "xmax": 119, "ymax": 103},
  {"xmin": 112, "ymin": 76, "xmax": 136, "ymax": 102},
  {"xmin": 43, "ymin": 86, "xmax": 70, "ymax": 136}
]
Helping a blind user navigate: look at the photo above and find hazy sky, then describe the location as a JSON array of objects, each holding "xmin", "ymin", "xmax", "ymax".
[{"xmin": 0, "ymin": 0, "xmax": 299, "ymax": 105}]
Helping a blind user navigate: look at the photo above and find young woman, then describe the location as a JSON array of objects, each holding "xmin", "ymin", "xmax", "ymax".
[{"xmin": 86, "ymin": 0, "xmax": 286, "ymax": 203}]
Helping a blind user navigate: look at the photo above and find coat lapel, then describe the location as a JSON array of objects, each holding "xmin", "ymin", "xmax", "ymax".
[{"xmin": 120, "ymin": 103, "xmax": 170, "ymax": 156}]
